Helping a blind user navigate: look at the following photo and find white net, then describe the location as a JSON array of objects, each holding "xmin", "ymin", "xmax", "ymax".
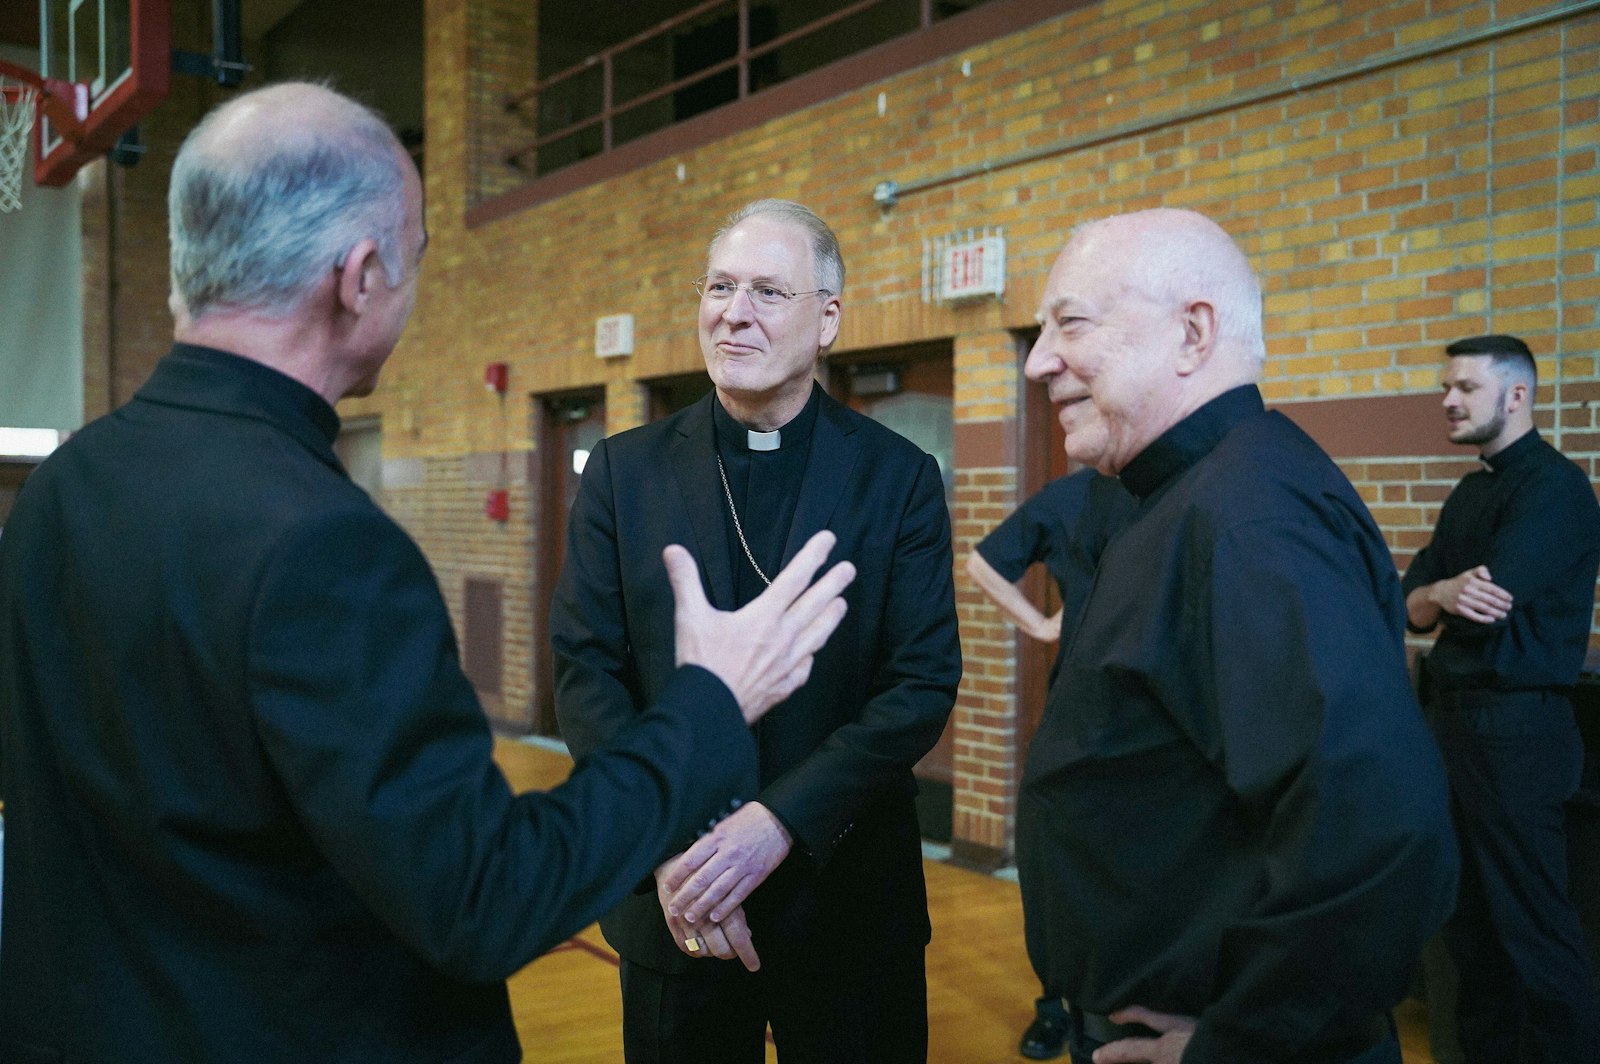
[{"xmin": 0, "ymin": 79, "xmax": 38, "ymax": 213}]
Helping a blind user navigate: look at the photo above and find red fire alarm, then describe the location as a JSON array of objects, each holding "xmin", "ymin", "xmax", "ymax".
[
  {"xmin": 485, "ymin": 489, "xmax": 509, "ymax": 522},
  {"xmin": 484, "ymin": 362, "xmax": 509, "ymax": 394}
]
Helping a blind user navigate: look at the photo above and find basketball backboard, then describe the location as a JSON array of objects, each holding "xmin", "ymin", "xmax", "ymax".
[{"xmin": 35, "ymin": 0, "xmax": 169, "ymax": 187}]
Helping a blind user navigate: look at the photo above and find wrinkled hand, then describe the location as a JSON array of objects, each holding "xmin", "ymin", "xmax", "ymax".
[
  {"xmin": 1092, "ymin": 1007, "xmax": 1195, "ymax": 1064},
  {"xmin": 667, "ymin": 530, "xmax": 854, "ymax": 723},
  {"xmin": 1431, "ymin": 564, "xmax": 1512, "ymax": 623},
  {"xmin": 655, "ymin": 856, "xmax": 760, "ymax": 971},
  {"xmin": 665, "ymin": 802, "xmax": 792, "ymax": 925}
]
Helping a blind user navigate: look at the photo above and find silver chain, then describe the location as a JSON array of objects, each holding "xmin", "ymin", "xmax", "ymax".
[{"xmin": 716, "ymin": 454, "xmax": 773, "ymax": 587}]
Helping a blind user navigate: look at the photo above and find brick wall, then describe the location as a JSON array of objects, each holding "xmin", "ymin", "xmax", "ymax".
[
  {"xmin": 93, "ymin": 0, "xmax": 1600, "ymax": 864},
  {"xmin": 468, "ymin": 0, "xmax": 537, "ymax": 207},
  {"xmin": 951, "ymin": 465, "xmax": 1022, "ymax": 857},
  {"xmin": 382, "ymin": 450, "xmax": 537, "ymax": 730}
]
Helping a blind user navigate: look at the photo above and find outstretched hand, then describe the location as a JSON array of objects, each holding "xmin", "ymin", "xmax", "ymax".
[{"xmin": 667, "ymin": 530, "xmax": 854, "ymax": 723}]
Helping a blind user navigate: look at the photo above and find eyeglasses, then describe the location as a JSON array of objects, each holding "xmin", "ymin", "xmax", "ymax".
[{"xmin": 693, "ymin": 276, "xmax": 832, "ymax": 309}]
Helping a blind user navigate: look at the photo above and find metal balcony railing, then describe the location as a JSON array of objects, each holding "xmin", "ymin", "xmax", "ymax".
[{"xmin": 503, "ymin": 0, "xmax": 947, "ymax": 176}]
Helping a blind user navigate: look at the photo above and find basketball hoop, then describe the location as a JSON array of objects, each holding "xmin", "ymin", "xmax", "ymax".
[
  {"xmin": 0, "ymin": 59, "xmax": 90, "ymax": 208},
  {"xmin": 0, "ymin": 77, "xmax": 37, "ymax": 213}
]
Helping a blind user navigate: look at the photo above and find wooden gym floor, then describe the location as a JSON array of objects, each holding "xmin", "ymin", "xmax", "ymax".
[{"xmin": 493, "ymin": 738, "xmax": 1439, "ymax": 1063}]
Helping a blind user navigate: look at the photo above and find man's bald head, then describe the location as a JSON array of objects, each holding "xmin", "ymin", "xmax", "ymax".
[
  {"xmin": 1068, "ymin": 208, "xmax": 1265, "ymax": 371},
  {"xmin": 168, "ymin": 82, "xmax": 411, "ymax": 322},
  {"xmin": 1025, "ymin": 208, "xmax": 1265, "ymax": 473}
]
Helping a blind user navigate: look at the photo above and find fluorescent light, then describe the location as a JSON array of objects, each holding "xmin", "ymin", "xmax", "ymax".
[
  {"xmin": 0, "ymin": 428, "xmax": 61, "ymax": 458},
  {"xmin": 572, "ymin": 448, "xmax": 590, "ymax": 475}
]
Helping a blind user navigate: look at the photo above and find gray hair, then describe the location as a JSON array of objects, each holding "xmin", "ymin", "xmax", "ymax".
[
  {"xmin": 168, "ymin": 84, "xmax": 408, "ymax": 320},
  {"xmin": 708, "ymin": 199, "xmax": 845, "ymax": 296}
]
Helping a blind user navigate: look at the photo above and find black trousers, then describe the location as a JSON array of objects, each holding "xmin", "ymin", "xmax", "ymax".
[
  {"xmin": 1431, "ymin": 689, "xmax": 1600, "ymax": 1064},
  {"xmin": 618, "ymin": 943, "xmax": 927, "ymax": 1064}
]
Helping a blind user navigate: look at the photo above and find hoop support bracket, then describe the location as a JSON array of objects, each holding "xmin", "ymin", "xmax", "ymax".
[{"xmin": 0, "ymin": 59, "xmax": 89, "ymax": 142}]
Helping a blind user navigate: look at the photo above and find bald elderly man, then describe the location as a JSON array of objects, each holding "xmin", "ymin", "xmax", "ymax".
[{"xmin": 1015, "ymin": 209, "xmax": 1458, "ymax": 1064}]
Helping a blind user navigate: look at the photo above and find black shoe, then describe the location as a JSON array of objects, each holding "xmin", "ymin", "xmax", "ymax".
[{"xmin": 1018, "ymin": 1003, "xmax": 1069, "ymax": 1060}]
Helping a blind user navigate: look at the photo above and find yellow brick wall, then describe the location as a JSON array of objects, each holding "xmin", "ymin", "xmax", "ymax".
[{"xmin": 356, "ymin": 1, "xmax": 1600, "ymax": 441}]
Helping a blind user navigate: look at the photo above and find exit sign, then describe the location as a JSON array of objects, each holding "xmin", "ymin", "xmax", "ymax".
[{"xmin": 938, "ymin": 233, "xmax": 1005, "ymax": 302}]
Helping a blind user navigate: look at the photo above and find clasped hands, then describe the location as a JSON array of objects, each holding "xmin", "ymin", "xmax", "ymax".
[
  {"xmin": 1432, "ymin": 564, "xmax": 1512, "ymax": 624},
  {"xmin": 656, "ymin": 801, "xmax": 793, "ymax": 972}
]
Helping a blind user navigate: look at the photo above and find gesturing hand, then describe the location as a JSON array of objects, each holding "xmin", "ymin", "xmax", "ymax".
[
  {"xmin": 667, "ymin": 530, "xmax": 854, "ymax": 723},
  {"xmin": 664, "ymin": 802, "xmax": 792, "ymax": 926}
]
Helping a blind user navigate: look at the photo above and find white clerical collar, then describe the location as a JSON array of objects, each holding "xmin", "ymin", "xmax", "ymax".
[{"xmin": 747, "ymin": 428, "xmax": 781, "ymax": 452}]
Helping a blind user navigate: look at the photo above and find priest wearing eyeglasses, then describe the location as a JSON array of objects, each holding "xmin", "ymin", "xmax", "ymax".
[{"xmin": 551, "ymin": 199, "xmax": 961, "ymax": 1064}]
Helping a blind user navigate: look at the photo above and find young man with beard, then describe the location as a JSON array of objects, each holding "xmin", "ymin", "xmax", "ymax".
[{"xmin": 1403, "ymin": 334, "xmax": 1600, "ymax": 1064}]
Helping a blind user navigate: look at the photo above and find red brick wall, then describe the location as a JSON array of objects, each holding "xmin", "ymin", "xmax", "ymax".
[{"xmin": 952, "ymin": 465, "xmax": 1023, "ymax": 857}]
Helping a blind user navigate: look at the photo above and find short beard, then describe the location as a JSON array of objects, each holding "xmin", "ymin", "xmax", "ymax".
[{"xmin": 1450, "ymin": 396, "xmax": 1507, "ymax": 446}]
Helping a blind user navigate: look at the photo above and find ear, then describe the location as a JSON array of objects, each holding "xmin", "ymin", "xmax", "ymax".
[
  {"xmin": 817, "ymin": 294, "xmax": 842, "ymax": 350},
  {"xmin": 1505, "ymin": 378, "xmax": 1532, "ymax": 413},
  {"xmin": 1175, "ymin": 299, "xmax": 1218, "ymax": 376},
  {"xmin": 334, "ymin": 238, "xmax": 383, "ymax": 316}
]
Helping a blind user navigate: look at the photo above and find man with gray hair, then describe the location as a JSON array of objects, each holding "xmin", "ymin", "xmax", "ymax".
[
  {"xmin": 0, "ymin": 84, "xmax": 855, "ymax": 1064},
  {"xmin": 1403, "ymin": 334, "xmax": 1600, "ymax": 1064},
  {"xmin": 553, "ymin": 199, "xmax": 960, "ymax": 1062},
  {"xmin": 1015, "ymin": 208, "xmax": 1458, "ymax": 1064}
]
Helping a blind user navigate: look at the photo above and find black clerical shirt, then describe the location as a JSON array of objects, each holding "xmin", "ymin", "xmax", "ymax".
[
  {"xmin": 1400, "ymin": 428, "xmax": 1600, "ymax": 693},
  {"xmin": 1017, "ymin": 385, "xmax": 1457, "ymax": 1064},
  {"xmin": 711, "ymin": 386, "xmax": 818, "ymax": 607}
]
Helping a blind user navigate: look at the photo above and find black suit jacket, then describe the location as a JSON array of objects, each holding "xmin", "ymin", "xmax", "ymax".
[
  {"xmin": 552, "ymin": 387, "xmax": 961, "ymax": 973},
  {"xmin": 0, "ymin": 345, "xmax": 759, "ymax": 1064}
]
